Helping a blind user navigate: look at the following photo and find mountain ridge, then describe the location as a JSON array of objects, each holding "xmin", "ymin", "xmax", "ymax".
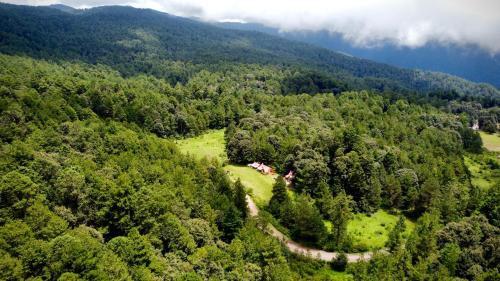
[
  {"xmin": 216, "ymin": 21, "xmax": 500, "ymax": 88},
  {"xmin": 0, "ymin": 2, "xmax": 498, "ymax": 105}
]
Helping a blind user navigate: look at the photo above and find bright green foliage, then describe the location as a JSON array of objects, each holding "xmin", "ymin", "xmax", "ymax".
[
  {"xmin": 176, "ymin": 129, "xmax": 278, "ymax": 204},
  {"xmin": 267, "ymin": 190, "xmax": 327, "ymax": 246},
  {"xmin": 0, "ymin": 55, "xmax": 279, "ymax": 280},
  {"xmin": 288, "ymin": 195, "xmax": 327, "ymax": 244},
  {"xmin": 440, "ymin": 243, "xmax": 460, "ymax": 275},
  {"xmin": 328, "ymin": 192, "xmax": 353, "ymax": 250},
  {"xmin": 224, "ymin": 165, "xmax": 276, "ymax": 204},
  {"xmin": 25, "ymin": 201, "xmax": 68, "ymax": 240},
  {"xmin": 268, "ymin": 177, "xmax": 289, "ymax": 217},
  {"xmin": 0, "ymin": 252, "xmax": 23, "ymax": 281},
  {"xmin": 348, "ymin": 213, "xmax": 499, "ymax": 280},
  {"xmin": 45, "ymin": 226, "xmax": 131, "ymax": 280},
  {"xmin": 464, "ymin": 153, "xmax": 500, "ymax": 190},
  {"xmin": 234, "ymin": 179, "xmax": 248, "ymax": 218},
  {"xmin": 294, "ymin": 149, "xmax": 330, "ymax": 196},
  {"xmin": 347, "ymin": 210, "xmax": 414, "ymax": 251},
  {"xmin": 386, "ymin": 216, "xmax": 406, "ymax": 252},
  {"xmin": 0, "ymin": 171, "xmax": 38, "ymax": 220},
  {"xmin": 177, "ymin": 130, "xmax": 227, "ymax": 162},
  {"xmin": 225, "ymin": 91, "xmax": 471, "ymax": 217},
  {"xmin": 157, "ymin": 213, "xmax": 197, "ymax": 254},
  {"xmin": 407, "ymin": 212, "xmax": 440, "ymax": 260},
  {"xmin": 480, "ymin": 184, "xmax": 500, "ymax": 227},
  {"xmin": 108, "ymin": 228, "xmax": 153, "ymax": 267}
]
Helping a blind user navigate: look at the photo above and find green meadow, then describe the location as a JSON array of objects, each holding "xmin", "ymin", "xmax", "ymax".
[
  {"xmin": 176, "ymin": 129, "xmax": 276, "ymax": 204},
  {"xmin": 323, "ymin": 210, "xmax": 414, "ymax": 251},
  {"xmin": 479, "ymin": 131, "xmax": 500, "ymax": 152},
  {"xmin": 224, "ymin": 165, "xmax": 277, "ymax": 205},
  {"xmin": 461, "ymin": 131, "xmax": 500, "ymax": 191},
  {"xmin": 176, "ymin": 130, "xmax": 227, "ymax": 162},
  {"xmin": 346, "ymin": 210, "xmax": 415, "ymax": 251}
]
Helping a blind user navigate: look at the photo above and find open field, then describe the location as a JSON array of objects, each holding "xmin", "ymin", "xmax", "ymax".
[
  {"xmin": 312, "ymin": 269, "xmax": 353, "ymax": 281},
  {"xmin": 346, "ymin": 210, "xmax": 415, "ymax": 251},
  {"xmin": 176, "ymin": 130, "xmax": 227, "ymax": 161},
  {"xmin": 176, "ymin": 129, "xmax": 277, "ymax": 204},
  {"xmin": 480, "ymin": 131, "xmax": 500, "ymax": 152},
  {"xmin": 225, "ymin": 165, "xmax": 277, "ymax": 204},
  {"xmin": 324, "ymin": 210, "xmax": 414, "ymax": 251}
]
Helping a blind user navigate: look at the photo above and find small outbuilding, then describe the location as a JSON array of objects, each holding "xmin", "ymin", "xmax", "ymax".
[
  {"xmin": 471, "ymin": 120, "xmax": 479, "ymax": 131},
  {"xmin": 248, "ymin": 162, "xmax": 273, "ymax": 174},
  {"xmin": 284, "ymin": 170, "xmax": 295, "ymax": 185},
  {"xmin": 248, "ymin": 162, "xmax": 260, "ymax": 169}
]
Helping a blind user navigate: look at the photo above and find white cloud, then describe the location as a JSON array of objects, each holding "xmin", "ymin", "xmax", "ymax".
[{"xmin": 5, "ymin": 0, "xmax": 500, "ymax": 54}]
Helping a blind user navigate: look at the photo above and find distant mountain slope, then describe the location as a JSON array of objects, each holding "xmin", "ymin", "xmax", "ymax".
[
  {"xmin": 217, "ymin": 22, "xmax": 500, "ymax": 89},
  {"xmin": 0, "ymin": 3, "xmax": 498, "ymax": 104},
  {"xmin": 48, "ymin": 4, "xmax": 80, "ymax": 14}
]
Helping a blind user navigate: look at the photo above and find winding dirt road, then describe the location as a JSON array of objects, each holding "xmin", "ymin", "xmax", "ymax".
[{"xmin": 246, "ymin": 195, "xmax": 379, "ymax": 263}]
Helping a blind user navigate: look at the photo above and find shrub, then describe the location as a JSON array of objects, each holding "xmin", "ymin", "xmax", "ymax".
[{"xmin": 331, "ymin": 253, "xmax": 348, "ymax": 271}]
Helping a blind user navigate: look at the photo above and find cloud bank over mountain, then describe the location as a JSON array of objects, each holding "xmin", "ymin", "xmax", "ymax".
[{"xmin": 8, "ymin": 0, "xmax": 500, "ymax": 54}]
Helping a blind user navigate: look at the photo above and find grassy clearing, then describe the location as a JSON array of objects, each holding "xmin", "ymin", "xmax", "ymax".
[
  {"xmin": 325, "ymin": 210, "xmax": 414, "ymax": 251},
  {"xmin": 464, "ymin": 153, "xmax": 500, "ymax": 190},
  {"xmin": 176, "ymin": 129, "xmax": 277, "ymax": 204},
  {"xmin": 346, "ymin": 210, "xmax": 415, "ymax": 251},
  {"xmin": 224, "ymin": 165, "xmax": 277, "ymax": 205},
  {"xmin": 311, "ymin": 269, "xmax": 353, "ymax": 281},
  {"xmin": 176, "ymin": 130, "xmax": 227, "ymax": 162},
  {"xmin": 480, "ymin": 131, "xmax": 500, "ymax": 152}
]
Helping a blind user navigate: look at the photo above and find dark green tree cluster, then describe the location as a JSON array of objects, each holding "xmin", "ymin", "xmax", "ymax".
[
  {"xmin": 268, "ymin": 178, "xmax": 326, "ymax": 245},
  {"xmin": 348, "ymin": 213, "xmax": 499, "ymax": 280},
  {"xmin": 226, "ymin": 92, "xmax": 474, "ymax": 220},
  {"xmin": 0, "ymin": 55, "xmax": 270, "ymax": 140}
]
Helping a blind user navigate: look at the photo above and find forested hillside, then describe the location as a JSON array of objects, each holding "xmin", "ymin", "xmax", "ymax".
[
  {"xmin": 0, "ymin": 54, "xmax": 322, "ymax": 280},
  {"xmin": 0, "ymin": 3, "xmax": 499, "ymax": 281},
  {"xmin": 1, "ymin": 54, "xmax": 498, "ymax": 280},
  {"xmin": 0, "ymin": 3, "xmax": 499, "ymax": 107},
  {"xmin": 217, "ymin": 21, "xmax": 500, "ymax": 88}
]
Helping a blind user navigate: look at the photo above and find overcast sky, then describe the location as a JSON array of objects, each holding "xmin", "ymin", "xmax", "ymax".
[{"xmin": 5, "ymin": 0, "xmax": 500, "ymax": 54}]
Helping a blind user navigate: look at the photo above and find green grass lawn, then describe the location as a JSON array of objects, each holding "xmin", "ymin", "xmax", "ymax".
[
  {"xmin": 176, "ymin": 129, "xmax": 277, "ymax": 204},
  {"xmin": 224, "ymin": 165, "xmax": 277, "ymax": 205},
  {"xmin": 345, "ymin": 210, "xmax": 414, "ymax": 251},
  {"xmin": 480, "ymin": 131, "xmax": 500, "ymax": 152},
  {"xmin": 176, "ymin": 129, "xmax": 227, "ymax": 162},
  {"xmin": 311, "ymin": 269, "xmax": 353, "ymax": 281}
]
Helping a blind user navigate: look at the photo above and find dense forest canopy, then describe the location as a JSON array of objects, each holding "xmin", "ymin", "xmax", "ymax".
[
  {"xmin": 1, "ymin": 53, "xmax": 498, "ymax": 280},
  {"xmin": 0, "ymin": 3, "xmax": 499, "ymax": 281},
  {"xmin": 0, "ymin": 54, "xmax": 309, "ymax": 280}
]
